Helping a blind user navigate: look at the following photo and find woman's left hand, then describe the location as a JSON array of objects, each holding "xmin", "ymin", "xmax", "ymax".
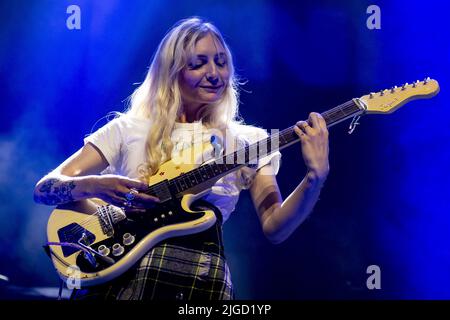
[{"xmin": 294, "ymin": 112, "xmax": 330, "ymax": 183}]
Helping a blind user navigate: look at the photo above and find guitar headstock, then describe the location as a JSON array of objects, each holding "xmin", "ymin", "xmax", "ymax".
[{"xmin": 359, "ymin": 78, "xmax": 439, "ymax": 114}]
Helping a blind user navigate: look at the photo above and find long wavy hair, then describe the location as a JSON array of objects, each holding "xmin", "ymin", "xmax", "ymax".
[{"xmin": 125, "ymin": 17, "xmax": 245, "ymax": 181}]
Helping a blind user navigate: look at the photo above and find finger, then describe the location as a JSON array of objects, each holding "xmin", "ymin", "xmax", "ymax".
[
  {"xmin": 109, "ymin": 189, "xmax": 140, "ymax": 208},
  {"xmin": 296, "ymin": 121, "xmax": 314, "ymax": 135},
  {"xmin": 124, "ymin": 208, "xmax": 147, "ymax": 214},
  {"xmin": 114, "ymin": 187, "xmax": 132, "ymax": 199},
  {"xmin": 316, "ymin": 113, "xmax": 327, "ymax": 129},
  {"xmin": 115, "ymin": 184, "xmax": 156, "ymax": 201},
  {"xmin": 114, "ymin": 196, "xmax": 148, "ymax": 211},
  {"xmin": 108, "ymin": 194, "xmax": 130, "ymax": 208},
  {"xmin": 309, "ymin": 112, "xmax": 324, "ymax": 129},
  {"xmin": 313, "ymin": 113, "xmax": 328, "ymax": 135},
  {"xmin": 134, "ymin": 193, "xmax": 161, "ymax": 204},
  {"xmin": 322, "ymin": 125, "xmax": 329, "ymax": 138},
  {"xmin": 112, "ymin": 188, "xmax": 159, "ymax": 210},
  {"xmin": 120, "ymin": 186, "xmax": 161, "ymax": 204},
  {"xmin": 294, "ymin": 126, "xmax": 307, "ymax": 141},
  {"xmin": 310, "ymin": 113, "xmax": 329, "ymax": 138},
  {"xmin": 123, "ymin": 178, "xmax": 150, "ymax": 192}
]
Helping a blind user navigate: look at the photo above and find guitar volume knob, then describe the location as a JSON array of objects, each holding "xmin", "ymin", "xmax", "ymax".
[
  {"xmin": 123, "ymin": 233, "xmax": 135, "ymax": 246},
  {"xmin": 97, "ymin": 245, "xmax": 110, "ymax": 256},
  {"xmin": 112, "ymin": 243, "xmax": 125, "ymax": 256}
]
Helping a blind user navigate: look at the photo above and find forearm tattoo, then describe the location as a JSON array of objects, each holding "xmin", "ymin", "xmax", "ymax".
[{"xmin": 36, "ymin": 178, "xmax": 76, "ymax": 205}]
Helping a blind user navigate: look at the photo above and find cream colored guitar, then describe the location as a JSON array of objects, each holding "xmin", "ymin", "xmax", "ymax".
[{"xmin": 46, "ymin": 78, "xmax": 440, "ymax": 287}]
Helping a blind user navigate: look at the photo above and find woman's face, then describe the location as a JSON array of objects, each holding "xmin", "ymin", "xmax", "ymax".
[{"xmin": 179, "ymin": 33, "xmax": 230, "ymax": 109}]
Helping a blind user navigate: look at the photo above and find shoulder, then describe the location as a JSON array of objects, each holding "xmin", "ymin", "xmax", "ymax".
[
  {"xmin": 84, "ymin": 113, "xmax": 151, "ymax": 145},
  {"xmin": 93, "ymin": 113, "xmax": 151, "ymax": 135},
  {"xmin": 228, "ymin": 122, "xmax": 269, "ymax": 143},
  {"xmin": 110, "ymin": 113, "xmax": 150, "ymax": 129}
]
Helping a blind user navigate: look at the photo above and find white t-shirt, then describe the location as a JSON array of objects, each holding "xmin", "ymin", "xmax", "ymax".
[{"xmin": 84, "ymin": 115, "xmax": 281, "ymax": 223}]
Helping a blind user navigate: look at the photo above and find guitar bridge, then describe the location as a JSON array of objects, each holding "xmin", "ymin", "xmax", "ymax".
[{"xmin": 98, "ymin": 205, "xmax": 126, "ymax": 236}]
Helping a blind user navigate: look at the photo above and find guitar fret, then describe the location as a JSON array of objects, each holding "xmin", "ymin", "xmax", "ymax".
[
  {"xmin": 193, "ymin": 170, "xmax": 201, "ymax": 184},
  {"xmin": 264, "ymin": 137, "xmax": 271, "ymax": 156},
  {"xmin": 148, "ymin": 181, "xmax": 172, "ymax": 202},
  {"xmin": 236, "ymin": 149, "xmax": 244, "ymax": 164},
  {"xmin": 199, "ymin": 166, "xmax": 209, "ymax": 180},
  {"xmin": 185, "ymin": 174, "xmax": 193, "ymax": 188},
  {"xmin": 323, "ymin": 100, "xmax": 359, "ymax": 126},
  {"xmin": 254, "ymin": 141, "xmax": 261, "ymax": 163},
  {"xmin": 207, "ymin": 164, "xmax": 215, "ymax": 177},
  {"xmin": 185, "ymin": 175, "xmax": 192, "ymax": 188},
  {"xmin": 180, "ymin": 176, "xmax": 186, "ymax": 190},
  {"xmin": 339, "ymin": 104, "xmax": 347, "ymax": 117},
  {"xmin": 221, "ymin": 164, "xmax": 228, "ymax": 172},
  {"xmin": 199, "ymin": 168, "xmax": 207, "ymax": 181},
  {"xmin": 189, "ymin": 172, "xmax": 197, "ymax": 185},
  {"xmin": 171, "ymin": 180, "xmax": 181, "ymax": 194}
]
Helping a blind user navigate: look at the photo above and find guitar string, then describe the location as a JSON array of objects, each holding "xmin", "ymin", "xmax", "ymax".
[
  {"xmin": 167, "ymin": 100, "xmax": 358, "ymax": 193},
  {"xmin": 65, "ymin": 174, "xmax": 174, "ymax": 234},
  {"xmin": 65, "ymin": 100, "xmax": 360, "ymax": 235},
  {"xmin": 66, "ymin": 123, "xmax": 308, "ymax": 235},
  {"xmin": 168, "ymin": 100, "xmax": 358, "ymax": 197},
  {"xmin": 65, "ymin": 183, "xmax": 166, "ymax": 235}
]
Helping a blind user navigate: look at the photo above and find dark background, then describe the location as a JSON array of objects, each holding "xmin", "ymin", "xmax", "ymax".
[{"xmin": 0, "ymin": 0, "xmax": 449, "ymax": 299}]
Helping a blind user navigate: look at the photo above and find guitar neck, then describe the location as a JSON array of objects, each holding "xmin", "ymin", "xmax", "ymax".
[
  {"xmin": 143, "ymin": 99, "xmax": 365, "ymax": 201},
  {"xmin": 262, "ymin": 98, "xmax": 365, "ymax": 153}
]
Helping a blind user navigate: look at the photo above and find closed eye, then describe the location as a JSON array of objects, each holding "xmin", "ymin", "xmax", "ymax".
[
  {"xmin": 215, "ymin": 58, "xmax": 227, "ymax": 67},
  {"xmin": 188, "ymin": 60, "xmax": 206, "ymax": 70},
  {"xmin": 187, "ymin": 53, "xmax": 228, "ymax": 69}
]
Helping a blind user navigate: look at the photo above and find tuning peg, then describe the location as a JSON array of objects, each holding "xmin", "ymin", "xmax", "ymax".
[
  {"xmin": 379, "ymin": 90, "xmax": 384, "ymax": 96},
  {"xmin": 412, "ymin": 80, "xmax": 419, "ymax": 88},
  {"xmin": 401, "ymin": 83, "xmax": 408, "ymax": 90},
  {"xmin": 369, "ymin": 92, "xmax": 374, "ymax": 98},
  {"xmin": 424, "ymin": 77, "xmax": 430, "ymax": 84},
  {"xmin": 390, "ymin": 86, "xmax": 397, "ymax": 93}
]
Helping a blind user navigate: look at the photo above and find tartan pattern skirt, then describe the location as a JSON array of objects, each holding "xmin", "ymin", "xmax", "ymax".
[{"xmin": 70, "ymin": 203, "xmax": 234, "ymax": 301}]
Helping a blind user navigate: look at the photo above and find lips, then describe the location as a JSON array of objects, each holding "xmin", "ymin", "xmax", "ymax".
[
  {"xmin": 199, "ymin": 85, "xmax": 223, "ymax": 94},
  {"xmin": 200, "ymin": 85, "xmax": 223, "ymax": 90}
]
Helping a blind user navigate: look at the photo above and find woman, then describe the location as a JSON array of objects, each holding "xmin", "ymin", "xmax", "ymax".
[{"xmin": 34, "ymin": 17, "xmax": 329, "ymax": 300}]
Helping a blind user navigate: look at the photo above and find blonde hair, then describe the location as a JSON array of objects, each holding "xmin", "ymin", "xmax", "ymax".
[{"xmin": 125, "ymin": 17, "xmax": 245, "ymax": 181}]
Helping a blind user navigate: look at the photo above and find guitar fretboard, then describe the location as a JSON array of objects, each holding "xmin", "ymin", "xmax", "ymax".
[{"xmin": 146, "ymin": 99, "xmax": 364, "ymax": 199}]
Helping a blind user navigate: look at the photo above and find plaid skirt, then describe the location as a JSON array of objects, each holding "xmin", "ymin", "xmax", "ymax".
[{"xmin": 70, "ymin": 202, "xmax": 234, "ymax": 301}]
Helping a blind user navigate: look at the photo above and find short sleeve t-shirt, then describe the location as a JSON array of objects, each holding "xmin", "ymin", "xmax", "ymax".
[{"xmin": 84, "ymin": 115, "xmax": 281, "ymax": 223}]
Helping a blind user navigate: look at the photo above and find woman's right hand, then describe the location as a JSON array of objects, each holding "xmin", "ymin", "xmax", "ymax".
[{"xmin": 88, "ymin": 174, "xmax": 160, "ymax": 211}]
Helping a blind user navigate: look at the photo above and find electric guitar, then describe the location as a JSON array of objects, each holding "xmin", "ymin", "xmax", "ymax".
[{"xmin": 46, "ymin": 78, "xmax": 440, "ymax": 287}]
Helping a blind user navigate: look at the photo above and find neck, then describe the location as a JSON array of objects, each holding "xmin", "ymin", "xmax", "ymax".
[{"xmin": 178, "ymin": 103, "xmax": 207, "ymax": 123}]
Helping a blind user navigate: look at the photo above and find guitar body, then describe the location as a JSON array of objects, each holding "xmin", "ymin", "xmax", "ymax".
[{"xmin": 47, "ymin": 141, "xmax": 220, "ymax": 287}]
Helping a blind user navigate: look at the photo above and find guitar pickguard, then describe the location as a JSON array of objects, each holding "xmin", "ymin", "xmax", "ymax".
[{"xmin": 57, "ymin": 224, "xmax": 96, "ymax": 257}]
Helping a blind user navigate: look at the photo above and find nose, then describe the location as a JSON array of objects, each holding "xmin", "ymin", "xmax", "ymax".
[{"xmin": 206, "ymin": 62, "xmax": 219, "ymax": 85}]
